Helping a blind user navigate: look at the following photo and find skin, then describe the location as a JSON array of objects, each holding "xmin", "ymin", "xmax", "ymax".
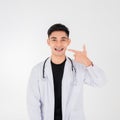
[{"xmin": 47, "ymin": 31, "xmax": 92, "ymax": 66}]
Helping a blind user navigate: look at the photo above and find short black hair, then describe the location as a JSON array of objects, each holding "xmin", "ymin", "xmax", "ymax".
[{"xmin": 47, "ymin": 23, "xmax": 69, "ymax": 37}]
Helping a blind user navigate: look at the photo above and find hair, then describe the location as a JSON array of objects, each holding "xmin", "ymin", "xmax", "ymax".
[{"xmin": 47, "ymin": 23, "xmax": 69, "ymax": 37}]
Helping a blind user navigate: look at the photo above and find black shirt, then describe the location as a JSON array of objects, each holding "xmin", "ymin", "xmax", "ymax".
[{"xmin": 51, "ymin": 59, "xmax": 66, "ymax": 120}]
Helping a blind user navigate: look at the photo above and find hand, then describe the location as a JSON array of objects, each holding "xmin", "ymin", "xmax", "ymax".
[{"xmin": 68, "ymin": 45, "xmax": 93, "ymax": 67}]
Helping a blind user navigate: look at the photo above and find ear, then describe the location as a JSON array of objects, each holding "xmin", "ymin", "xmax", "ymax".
[
  {"xmin": 68, "ymin": 39, "xmax": 71, "ymax": 45},
  {"xmin": 47, "ymin": 39, "xmax": 50, "ymax": 45}
]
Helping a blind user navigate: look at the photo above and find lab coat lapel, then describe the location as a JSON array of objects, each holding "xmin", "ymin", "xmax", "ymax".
[
  {"xmin": 45, "ymin": 58, "xmax": 55, "ymax": 118},
  {"xmin": 62, "ymin": 58, "xmax": 73, "ymax": 119}
]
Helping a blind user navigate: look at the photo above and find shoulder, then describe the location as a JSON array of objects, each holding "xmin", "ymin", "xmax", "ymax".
[
  {"xmin": 32, "ymin": 61, "xmax": 44, "ymax": 71},
  {"xmin": 30, "ymin": 60, "xmax": 46, "ymax": 77},
  {"xmin": 31, "ymin": 57, "xmax": 51, "ymax": 73}
]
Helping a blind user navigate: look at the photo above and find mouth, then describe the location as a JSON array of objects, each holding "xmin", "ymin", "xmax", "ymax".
[{"xmin": 54, "ymin": 48, "xmax": 64, "ymax": 52}]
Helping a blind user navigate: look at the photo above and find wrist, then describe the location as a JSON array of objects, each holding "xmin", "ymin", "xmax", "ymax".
[{"xmin": 85, "ymin": 60, "xmax": 94, "ymax": 67}]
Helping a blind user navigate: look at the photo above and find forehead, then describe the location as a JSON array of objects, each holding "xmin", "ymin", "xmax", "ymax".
[{"xmin": 49, "ymin": 31, "xmax": 68, "ymax": 38}]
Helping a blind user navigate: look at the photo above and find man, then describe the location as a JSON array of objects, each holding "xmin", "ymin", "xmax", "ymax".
[{"xmin": 27, "ymin": 23, "xmax": 106, "ymax": 120}]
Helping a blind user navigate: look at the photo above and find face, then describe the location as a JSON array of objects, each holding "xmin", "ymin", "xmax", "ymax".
[{"xmin": 47, "ymin": 31, "xmax": 71, "ymax": 57}]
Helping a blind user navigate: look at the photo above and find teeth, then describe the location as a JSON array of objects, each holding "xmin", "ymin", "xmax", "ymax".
[{"xmin": 55, "ymin": 48, "xmax": 63, "ymax": 51}]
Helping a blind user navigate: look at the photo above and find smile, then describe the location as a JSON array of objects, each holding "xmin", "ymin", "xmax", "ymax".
[{"xmin": 54, "ymin": 48, "xmax": 64, "ymax": 52}]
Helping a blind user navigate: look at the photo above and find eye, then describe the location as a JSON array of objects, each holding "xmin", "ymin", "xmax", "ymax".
[
  {"xmin": 52, "ymin": 39, "xmax": 56, "ymax": 41},
  {"xmin": 50, "ymin": 37, "xmax": 57, "ymax": 41},
  {"xmin": 50, "ymin": 38, "xmax": 56, "ymax": 41},
  {"xmin": 61, "ymin": 37, "xmax": 68, "ymax": 41},
  {"xmin": 62, "ymin": 39, "xmax": 66, "ymax": 41}
]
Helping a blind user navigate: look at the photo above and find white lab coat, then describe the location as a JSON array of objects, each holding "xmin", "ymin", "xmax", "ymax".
[{"xmin": 27, "ymin": 57, "xmax": 106, "ymax": 120}]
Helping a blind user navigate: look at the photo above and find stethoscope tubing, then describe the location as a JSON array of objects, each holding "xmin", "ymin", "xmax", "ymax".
[{"xmin": 42, "ymin": 57, "xmax": 76, "ymax": 79}]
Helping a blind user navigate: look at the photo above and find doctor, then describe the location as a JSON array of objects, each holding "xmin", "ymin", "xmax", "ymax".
[{"xmin": 27, "ymin": 23, "xmax": 106, "ymax": 120}]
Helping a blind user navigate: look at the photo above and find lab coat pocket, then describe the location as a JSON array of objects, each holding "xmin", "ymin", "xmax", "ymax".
[{"xmin": 69, "ymin": 110, "xmax": 85, "ymax": 120}]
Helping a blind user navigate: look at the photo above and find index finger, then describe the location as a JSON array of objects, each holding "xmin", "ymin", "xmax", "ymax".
[
  {"xmin": 83, "ymin": 44, "xmax": 86, "ymax": 51},
  {"xmin": 68, "ymin": 49, "xmax": 79, "ymax": 53},
  {"xmin": 83, "ymin": 44, "xmax": 87, "ymax": 55}
]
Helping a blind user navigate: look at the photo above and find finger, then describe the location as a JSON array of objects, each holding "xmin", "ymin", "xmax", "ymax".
[
  {"xmin": 68, "ymin": 49, "xmax": 79, "ymax": 53},
  {"xmin": 83, "ymin": 44, "xmax": 86, "ymax": 51},
  {"xmin": 83, "ymin": 44, "xmax": 87, "ymax": 55}
]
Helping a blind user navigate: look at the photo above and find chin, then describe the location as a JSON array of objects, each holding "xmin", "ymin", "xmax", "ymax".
[{"xmin": 53, "ymin": 52, "xmax": 65, "ymax": 57}]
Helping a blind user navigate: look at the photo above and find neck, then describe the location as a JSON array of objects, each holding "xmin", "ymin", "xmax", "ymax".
[{"xmin": 51, "ymin": 55, "xmax": 66, "ymax": 64}]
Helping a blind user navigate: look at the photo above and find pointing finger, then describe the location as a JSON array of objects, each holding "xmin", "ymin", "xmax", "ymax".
[
  {"xmin": 68, "ymin": 49, "xmax": 79, "ymax": 53},
  {"xmin": 83, "ymin": 44, "xmax": 87, "ymax": 54},
  {"xmin": 83, "ymin": 44, "xmax": 86, "ymax": 51}
]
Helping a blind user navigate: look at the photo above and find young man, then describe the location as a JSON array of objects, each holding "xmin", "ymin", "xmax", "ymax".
[{"xmin": 27, "ymin": 23, "xmax": 106, "ymax": 120}]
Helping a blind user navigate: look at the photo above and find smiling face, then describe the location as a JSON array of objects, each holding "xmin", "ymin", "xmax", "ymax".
[{"xmin": 47, "ymin": 31, "xmax": 71, "ymax": 58}]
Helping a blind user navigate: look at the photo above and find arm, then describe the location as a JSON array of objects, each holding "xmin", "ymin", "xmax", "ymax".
[
  {"xmin": 83, "ymin": 64, "xmax": 106, "ymax": 87},
  {"xmin": 68, "ymin": 44, "xmax": 106, "ymax": 87},
  {"xmin": 27, "ymin": 66, "xmax": 42, "ymax": 120}
]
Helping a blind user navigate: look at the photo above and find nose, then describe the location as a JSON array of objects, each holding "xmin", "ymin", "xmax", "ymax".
[{"xmin": 56, "ymin": 40, "xmax": 62, "ymax": 47}]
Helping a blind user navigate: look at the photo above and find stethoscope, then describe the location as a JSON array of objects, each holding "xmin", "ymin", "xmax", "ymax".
[{"xmin": 42, "ymin": 57, "xmax": 76, "ymax": 79}]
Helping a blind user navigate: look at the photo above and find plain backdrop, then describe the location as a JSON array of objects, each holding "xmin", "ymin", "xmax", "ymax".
[{"xmin": 0, "ymin": 0, "xmax": 120, "ymax": 120}]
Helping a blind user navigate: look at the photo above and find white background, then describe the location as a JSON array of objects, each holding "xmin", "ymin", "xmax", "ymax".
[{"xmin": 0, "ymin": 0, "xmax": 120, "ymax": 120}]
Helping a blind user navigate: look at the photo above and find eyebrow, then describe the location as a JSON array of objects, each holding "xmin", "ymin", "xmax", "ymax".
[
  {"xmin": 50, "ymin": 36, "xmax": 68, "ymax": 39},
  {"xmin": 51, "ymin": 37, "xmax": 56, "ymax": 39},
  {"xmin": 50, "ymin": 37, "xmax": 57, "ymax": 39},
  {"xmin": 61, "ymin": 37, "xmax": 68, "ymax": 39}
]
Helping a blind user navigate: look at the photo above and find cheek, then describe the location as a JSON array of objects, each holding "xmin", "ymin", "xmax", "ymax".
[
  {"xmin": 48, "ymin": 42, "xmax": 54, "ymax": 47},
  {"xmin": 50, "ymin": 45, "xmax": 56, "ymax": 50},
  {"xmin": 64, "ymin": 42, "xmax": 70, "ymax": 47}
]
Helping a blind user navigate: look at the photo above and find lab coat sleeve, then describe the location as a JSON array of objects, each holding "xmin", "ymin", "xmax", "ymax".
[
  {"xmin": 83, "ymin": 64, "xmax": 106, "ymax": 87},
  {"xmin": 27, "ymin": 65, "xmax": 42, "ymax": 120}
]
